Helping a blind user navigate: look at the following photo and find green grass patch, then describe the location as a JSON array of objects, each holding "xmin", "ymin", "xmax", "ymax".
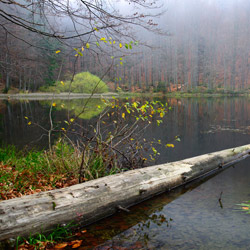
[{"xmin": 0, "ymin": 141, "xmax": 122, "ymax": 200}]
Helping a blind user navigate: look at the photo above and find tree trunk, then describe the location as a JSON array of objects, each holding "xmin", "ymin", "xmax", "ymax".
[{"xmin": 0, "ymin": 145, "xmax": 250, "ymax": 242}]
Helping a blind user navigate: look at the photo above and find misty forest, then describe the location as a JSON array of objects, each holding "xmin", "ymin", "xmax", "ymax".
[{"xmin": 0, "ymin": 0, "xmax": 250, "ymax": 250}]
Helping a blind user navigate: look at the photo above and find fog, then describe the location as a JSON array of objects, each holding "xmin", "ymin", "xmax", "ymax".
[{"xmin": 0, "ymin": 0, "xmax": 249, "ymax": 92}]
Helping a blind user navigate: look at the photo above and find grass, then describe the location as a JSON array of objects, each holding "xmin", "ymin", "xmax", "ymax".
[
  {"xmin": 15, "ymin": 222, "xmax": 81, "ymax": 250},
  {"xmin": 0, "ymin": 141, "xmax": 123, "ymax": 201},
  {"xmin": 0, "ymin": 143, "xmax": 81, "ymax": 200}
]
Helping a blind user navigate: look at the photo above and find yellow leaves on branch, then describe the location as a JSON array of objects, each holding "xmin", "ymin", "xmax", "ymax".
[
  {"xmin": 165, "ymin": 144, "xmax": 175, "ymax": 148},
  {"xmin": 52, "ymin": 103, "xmax": 56, "ymax": 107},
  {"xmin": 55, "ymin": 50, "xmax": 61, "ymax": 54},
  {"xmin": 119, "ymin": 43, "xmax": 123, "ymax": 48},
  {"xmin": 86, "ymin": 43, "xmax": 90, "ymax": 49}
]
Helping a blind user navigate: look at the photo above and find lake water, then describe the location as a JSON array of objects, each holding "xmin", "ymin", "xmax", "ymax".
[{"xmin": 0, "ymin": 96, "xmax": 250, "ymax": 249}]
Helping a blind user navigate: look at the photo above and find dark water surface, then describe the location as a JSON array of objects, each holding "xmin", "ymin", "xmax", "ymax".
[{"xmin": 0, "ymin": 97, "xmax": 250, "ymax": 249}]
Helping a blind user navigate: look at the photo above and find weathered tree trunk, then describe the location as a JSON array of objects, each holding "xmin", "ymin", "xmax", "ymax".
[{"xmin": 0, "ymin": 145, "xmax": 250, "ymax": 242}]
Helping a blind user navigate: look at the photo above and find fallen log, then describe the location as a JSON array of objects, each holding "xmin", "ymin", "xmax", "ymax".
[{"xmin": 0, "ymin": 144, "xmax": 250, "ymax": 242}]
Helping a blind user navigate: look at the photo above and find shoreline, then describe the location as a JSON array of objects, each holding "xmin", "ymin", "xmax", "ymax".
[
  {"xmin": 0, "ymin": 91, "xmax": 249, "ymax": 100},
  {"xmin": 0, "ymin": 92, "xmax": 119, "ymax": 100}
]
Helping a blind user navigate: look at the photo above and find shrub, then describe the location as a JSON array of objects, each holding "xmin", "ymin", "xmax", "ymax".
[{"xmin": 39, "ymin": 72, "xmax": 109, "ymax": 94}]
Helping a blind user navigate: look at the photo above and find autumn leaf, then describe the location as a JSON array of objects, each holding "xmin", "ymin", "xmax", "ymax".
[
  {"xmin": 119, "ymin": 43, "xmax": 123, "ymax": 48},
  {"xmin": 28, "ymin": 121, "xmax": 31, "ymax": 125},
  {"xmin": 165, "ymin": 144, "xmax": 175, "ymax": 148},
  {"xmin": 24, "ymin": 116, "xmax": 28, "ymax": 119},
  {"xmin": 242, "ymin": 207, "xmax": 249, "ymax": 210},
  {"xmin": 54, "ymin": 243, "xmax": 68, "ymax": 249},
  {"xmin": 60, "ymin": 81, "xmax": 64, "ymax": 86},
  {"xmin": 55, "ymin": 50, "xmax": 61, "ymax": 54},
  {"xmin": 71, "ymin": 240, "xmax": 82, "ymax": 248},
  {"xmin": 122, "ymin": 113, "xmax": 125, "ymax": 119},
  {"xmin": 86, "ymin": 43, "xmax": 90, "ymax": 48},
  {"xmin": 52, "ymin": 103, "xmax": 56, "ymax": 107}
]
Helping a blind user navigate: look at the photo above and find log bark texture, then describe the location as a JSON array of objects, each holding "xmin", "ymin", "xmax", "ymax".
[{"xmin": 0, "ymin": 144, "xmax": 250, "ymax": 241}]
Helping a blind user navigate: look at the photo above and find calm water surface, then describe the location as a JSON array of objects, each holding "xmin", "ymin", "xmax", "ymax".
[{"xmin": 0, "ymin": 97, "xmax": 250, "ymax": 249}]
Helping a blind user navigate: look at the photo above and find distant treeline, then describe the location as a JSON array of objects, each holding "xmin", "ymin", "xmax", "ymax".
[{"xmin": 0, "ymin": 0, "xmax": 249, "ymax": 93}]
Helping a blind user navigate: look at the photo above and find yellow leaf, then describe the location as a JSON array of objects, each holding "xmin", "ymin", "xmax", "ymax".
[
  {"xmin": 55, "ymin": 50, "xmax": 61, "ymax": 54},
  {"xmin": 28, "ymin": 121, "xmax": 31, "ymax": 125},
  {"xmin": 160, "ymin": 112, "xmax": 164, "ymax": 118},
  {"xmin": 62, "ymin": 128, "xmax": 65, "ymax": 131},
  {"xmin": 113, "ymin": 40, "xmax": 116, "ymax": 44},
  {"xmin": 81, "ymin": 47, "xmax": 84, "ymax": 51},
  {"xmin": 86, "ymin": 43, "xmax": 90, "ymax": 48},
  {"xmin": 61, "ymin": 104, "xmax": 65, "ymax": 108},
  {"xmin": 166, "ymin": 144, "xmax": 174, "ymax": 148},
  {"xmin": 119, "ymin": 43, "xmax": 123, "ymax": 48},
  {"xmin": 24, "ymin": 116, "xmax": 28, "ymax": 120},
  {"xmin": 70, "ymin": 118, "xmax": 74, "ymax": 122},
  {"xmin": 130, "ymin": 138, "xmax": 134, "ymax": 141},
  {"xmin": 60, "ymin": 81, "xmax": 64, "ymax": 86},
  {"xmin": 94, "ymin": 27, "xmax": 99, "ymax": 31},
  {"xmin": 122, "ymin": 113, "xmax": 125, "ymax": 119},
  {"xmin": 97, "ymin": 105, "xmax": 101, "ymax": 109},
  {"xmin": 100, "ymin": 37, "xmax": 106, "ymax": 41},
  {"xmin": 52, "ymin": 103, "xmax": 56, "ymax": 107}
]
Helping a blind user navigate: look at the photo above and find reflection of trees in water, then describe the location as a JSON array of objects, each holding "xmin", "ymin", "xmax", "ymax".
[
  {"xmin": 202, "ymin": 125, "xmax": 250, "ymax": 135},
  {"xmin": 144, "ymin": 97, "xmax": 250, "ymax": 164},
  {"xmin": 82, "ymin": 187, "xmax": 192, "ymax": 249},
  {"xmin": 1, "ymin": 97, "xmax": 250, "ymax": 155}
]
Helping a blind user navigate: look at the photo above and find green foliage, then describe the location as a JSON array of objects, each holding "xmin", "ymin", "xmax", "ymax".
[
  {"xmin": 76, "ymin": 98, "xmax": 172, "ymax": 181},
  {"xmin": 16, "ymin": 222, "xmax": 76, "ymax": 249},
  {"xmin": 0, "ymin": 143, "xmax": 81, "ymax": 197},
  {"xmin": 156, "ymin": 82, "xmax": 167, "ymax": 93},
  {"xmin": 39, "ymin": 72, "xmax": 109, "ymax": 94},
  {"xmin": 43, "ymin": 99, "xmax": 106, "ymax": 120},
  {"xmin": 67, "ymin": 72, "xmax": 108, "ymax": 93},
  {"xmin": 38, "ymin": 38, "xmax": 63, "ymax": 87}
]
